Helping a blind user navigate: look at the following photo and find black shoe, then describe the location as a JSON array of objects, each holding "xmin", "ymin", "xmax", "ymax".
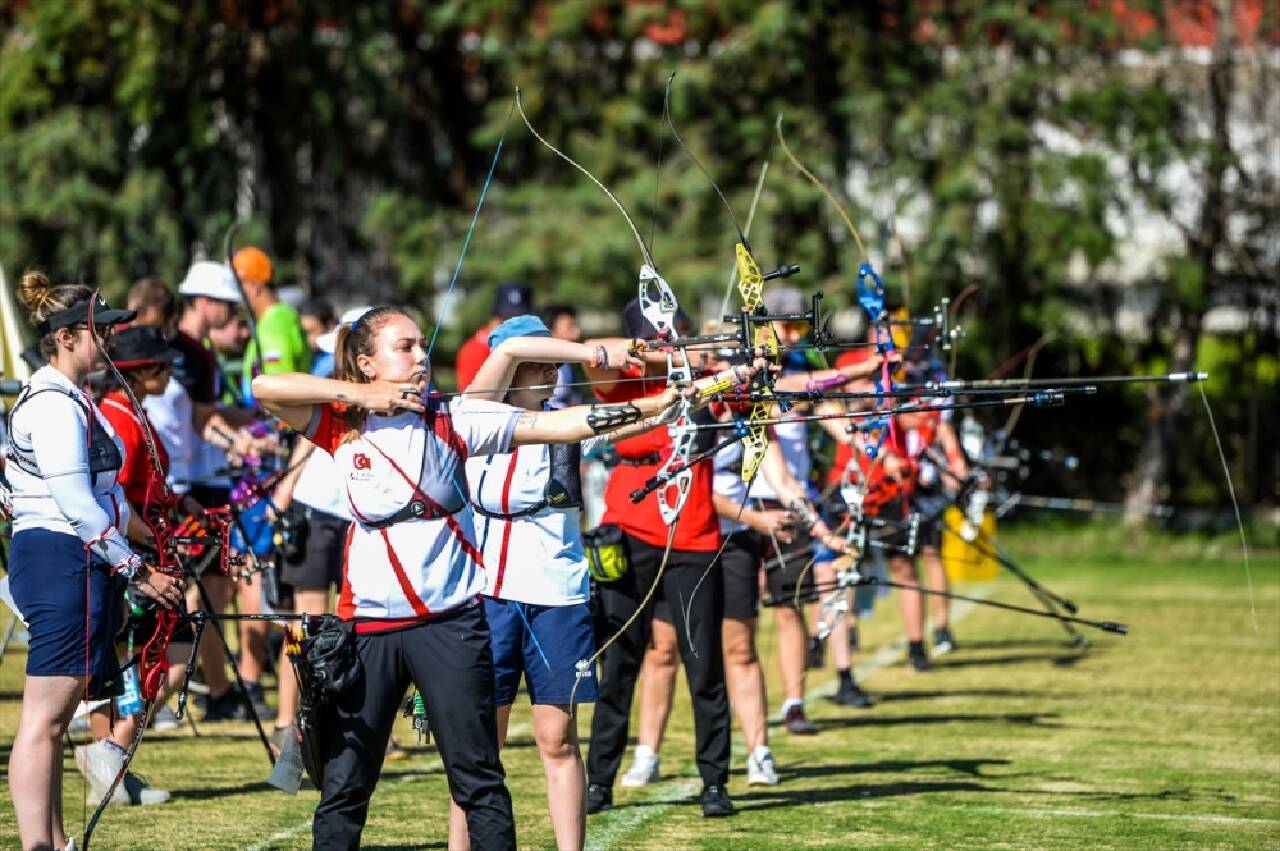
[
  {"xmin": 241, "ymin": 681, "xmax": 273, "ymax": 721},
  {"xmin": 832, "ymin": 680, "xmax": 874, "ymax": 708},
  {"xmin": 700, "ymin": 785, "xmax": 735, "ymax": 817},
  {"xmin": 586, "ymin": 783, "xmax": 612, "ymax": 815},
  {"xmin": 783, "ymin": 704, "xmax": 819, "ymax": 735},
  {"xmin": 200, "ymin": 687, "xmax": 243, "ymax": 722},
  {"xmin": 908, "ymin": 646, "xmax": 933, "ymax": 672},
  {"xmin": 933, "ymin": 626, "xmax": 957, "ymax": 656},
  {"xmin": 806, "ymin": 637, "xmax": 825, "ymax": 670}
]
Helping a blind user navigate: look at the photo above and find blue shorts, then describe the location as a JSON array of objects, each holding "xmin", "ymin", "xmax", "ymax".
[
  {"xmin": 8, "ymin": 529, "xmax": 122, "ymax": 695},
  {"xmin": 484, "ymin": 597, "xmax": 599, "ymax": 706}
]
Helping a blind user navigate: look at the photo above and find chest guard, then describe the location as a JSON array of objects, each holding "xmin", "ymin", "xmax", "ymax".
[
  {"xmin": 5, "ymin": 386, "xmax": 122, "ymax": 480},
  {"xmin": 473, "ymin": 442, "xmax": 583, "ymax": 520}
]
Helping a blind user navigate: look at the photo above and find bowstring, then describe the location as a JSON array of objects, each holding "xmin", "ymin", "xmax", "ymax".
[{"xmin": 426, "ymin": 100, "xmax": 517, "ymax": 359}]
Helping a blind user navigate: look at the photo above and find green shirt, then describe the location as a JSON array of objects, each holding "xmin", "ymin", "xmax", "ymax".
[{"xmin": 242, "ymin": 302, "xmax": 309, "ymax": 401}]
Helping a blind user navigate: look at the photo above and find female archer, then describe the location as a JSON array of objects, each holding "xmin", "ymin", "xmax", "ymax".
[
  {"xmin": 5, "ymin": 272, "xmax": 183, "ymax": 851},
  {"xmin": 251, "ymin": 305, "xmax": 690, "ymax": 850}
]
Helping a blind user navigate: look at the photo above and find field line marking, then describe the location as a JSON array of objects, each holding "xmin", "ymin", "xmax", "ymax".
[
  {"xmin": 584, "ymin": 779, "xmax": 701, "ymax": 851},
  {"xmin": 241, "ymin": 720, "xmax": 531, "ymax": 851},
  {"xmin": 922, "ymin": 802, "xmax": 1280, "ymax": 827},
  {"xmin": 587, "ymin": 584, "xmax": 1000, "ymax": 850},
  {"xmin": 795, "ymin": 582, "xmax": 997, "ymax": 711}
]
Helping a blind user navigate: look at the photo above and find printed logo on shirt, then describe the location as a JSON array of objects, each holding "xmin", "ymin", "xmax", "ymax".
[{"xmin": 350, "ymin": 452, "xmax": 374, "ymax": 481}]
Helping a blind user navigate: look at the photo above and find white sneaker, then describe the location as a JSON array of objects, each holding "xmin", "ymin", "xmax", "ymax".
[
  {"xmin": 123, "ymin": 771, "xmax": 171, "ymax": 805},
  {"xmin": 746, "ymin": 746, "xmax": 779, "ymax": 786},
  {"xmin": 74, "ymin": 741, "xmax": 128, "ymax": 806},
  {"xmin": 620, "ymin": 746, "xmax": 660, "ymax": 787}
]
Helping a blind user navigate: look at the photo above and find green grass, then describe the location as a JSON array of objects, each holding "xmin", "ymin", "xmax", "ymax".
[{"xmin": 1, "ymin": 524, "xmax": 1277, "ymax": 849}]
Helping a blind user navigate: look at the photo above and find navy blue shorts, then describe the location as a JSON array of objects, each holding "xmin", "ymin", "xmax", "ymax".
[
  {"xmin": 8, "ymin": 529, "xmax": 123, "ymax": 695},
  {"xmin": 484, "ymin": 597, "xmax": 598, "ymax": 706}
]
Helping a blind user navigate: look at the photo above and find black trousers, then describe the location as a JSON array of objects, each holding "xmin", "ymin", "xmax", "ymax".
[
  {"xmin": 312, "ymin": 604, "xmax": 515, "ymax": 850},
  {"xmin": 587, "ymin": 532, "xmax": 731, "ymax": 788}
]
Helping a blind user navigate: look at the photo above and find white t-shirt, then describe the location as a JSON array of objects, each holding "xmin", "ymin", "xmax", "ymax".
[
  {"xmin": 306, "ymin": 395, "xmax": 520, "ymax": 620},
  {"xmin": 293, "ymin": 442, "xmax": 351, "ymax": 520},
  {"xmin": 465, "ymin": 430, "xmax": 604, "ymax": 606},
  {"xmin": 747, "ymin": 414, "xmax": 810, "ymax": 501},
  {"xmin": 6, "ymin": 366, "xmax": 133, "ymax": 566},
  {"xmin": 143, "ymin": 376, "xmax": 195, "ymax": 492},
  {"xmin": 713, "ymin": 440, "xmax": 749, "ymax": 535}
]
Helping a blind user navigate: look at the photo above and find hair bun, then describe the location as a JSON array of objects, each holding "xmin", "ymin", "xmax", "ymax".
[{"xmin": 17, "ymin": 269, "xmax": 53, "ymax": 313}]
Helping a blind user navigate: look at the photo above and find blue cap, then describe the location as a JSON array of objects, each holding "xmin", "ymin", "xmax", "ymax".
[{"xmin": 488, "ymin": 314, "xmax": 551, "ymax": 350}]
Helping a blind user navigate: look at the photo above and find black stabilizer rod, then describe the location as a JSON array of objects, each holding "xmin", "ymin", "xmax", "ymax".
[{"xmin": 764, "ymin": 574, "xmax": 1128, "ymax": 635}]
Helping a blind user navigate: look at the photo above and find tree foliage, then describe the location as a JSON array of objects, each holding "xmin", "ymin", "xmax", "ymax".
[{"xmin": 1, "ymin": 0, "xmax": 1274, "ymax": 510}]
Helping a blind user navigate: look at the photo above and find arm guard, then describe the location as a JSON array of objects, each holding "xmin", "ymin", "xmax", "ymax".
[{"xmin": 586, "ymin": 402, "xmax": 644, "ymax": 435}]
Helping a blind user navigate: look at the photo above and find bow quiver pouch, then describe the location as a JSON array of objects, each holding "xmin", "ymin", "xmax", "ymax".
[{"xmin": 583, "ymin": 523, "xmax": 629, "ymax": 583}]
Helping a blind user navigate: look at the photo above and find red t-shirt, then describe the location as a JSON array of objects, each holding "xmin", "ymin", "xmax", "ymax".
[
  {"xmin": 596, "ymin": 367, "xmax": 720, "ymax": 552},
  {"xmin": 98, "ymin": 391, "xmax": 170, "ymax": 511},
  {"xmin": 828, "ymin": 349, "xmax": 913, "ymax": 514},
  {"xmin": 454, "ymin": 329, "xmax": 491, "ymax": 392}
]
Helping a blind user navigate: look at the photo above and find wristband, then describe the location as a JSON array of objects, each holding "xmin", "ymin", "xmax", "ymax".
[
  {"xmin": 593, "ymin": 344, "xmax": 610, "ymax": 369},
  {"xmin": 786, "ymin": 497, "xmax": 821, "ymax": 533},
  {"xmin": 112, "ymin": 552, "xmax": 146, "ymax": 582}
]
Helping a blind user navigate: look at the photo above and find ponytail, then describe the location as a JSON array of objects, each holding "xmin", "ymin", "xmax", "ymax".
[
  {"xmin": 17, "ymin": 270, "xmax": 94, "ymax": 358},
  {"xmin": 331, "ymin": 305, "xmax": 411, "ymax": 431}
]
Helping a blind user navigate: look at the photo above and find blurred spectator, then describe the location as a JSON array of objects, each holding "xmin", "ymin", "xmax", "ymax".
[
  {"xmin": 543, "ymin": 303, "xmax": 581, "ymax": 410},
  {"xmin": 234, "ymin": 246, "xmax": 310, "ymax": 403},
  {"xmin": 454, "ymin": 281, "xmax": 532, "ymax": 391},
  {"xmin": 300, "ymin": 299, "xmax": 338, "ymax": 377}
]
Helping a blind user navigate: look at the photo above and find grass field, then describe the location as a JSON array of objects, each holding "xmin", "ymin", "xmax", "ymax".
[{"xmin": 1, "ymin": 523, "xmax": 1277, "ymax": 849}]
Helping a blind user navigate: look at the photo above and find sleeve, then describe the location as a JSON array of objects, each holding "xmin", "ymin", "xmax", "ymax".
[
  {"xmin": 26, "ymin": 398, "xmax": 134, "ymax": 566},
  {"xmin": 454, "ymin": 337, "xmax": 490, "ymax": 392},
  {"xmin": 450, "ymin": 398, "xmax": 521, "ymax": 457},
  {"xmin": 304, "ymin": 404, "xmax": 347, "ymax": 454}
]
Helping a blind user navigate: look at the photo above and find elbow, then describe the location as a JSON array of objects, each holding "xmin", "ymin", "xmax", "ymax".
[{"xmin": 251, "ymin": 374, "xmax": 284, "ymax": 403}]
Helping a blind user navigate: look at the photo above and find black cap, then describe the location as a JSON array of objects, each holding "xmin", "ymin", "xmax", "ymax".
[
  {"xmin": 36, "ymin": 294, "xmax": 135, "ymax": 337},
  {"xmin": 622, "ymin": 297, "xmax": 693, "ymax": 340},
  {"xmin": 108, "ymin": 326, "xmax": 178, "ymax": 369},
  {"xmin": 492, "ymin": 281, "xmax": 533, "ymax": 319}
]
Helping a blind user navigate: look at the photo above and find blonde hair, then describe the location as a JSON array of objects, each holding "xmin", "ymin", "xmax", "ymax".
[{"xmin": 16, "ymin": 270, "xmax": 94, "ymax": 358}]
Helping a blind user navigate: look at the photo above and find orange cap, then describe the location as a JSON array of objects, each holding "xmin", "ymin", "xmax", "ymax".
[{"xmin": 233, "ymin": 246, "xmax": 273, "ymax": 286}]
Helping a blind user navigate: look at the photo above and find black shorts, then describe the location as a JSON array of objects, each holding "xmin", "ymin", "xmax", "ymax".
[
  {"xmin": 758, "ymin": 501, "xmax": 816, "ymax": 604},
  {"xmin": 912, "ymin": 492, "xmax": 949, "ymax": 550},
  {"xmin": 721, "ymin": 531, "xmax": 762, "ymax": 620},
  {"xmin": 281, "ymin": 507, "xmax": 348, "ymax": 591}
]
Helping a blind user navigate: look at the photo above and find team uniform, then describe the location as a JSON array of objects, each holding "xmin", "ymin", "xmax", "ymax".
[
  {"xmin": 466, "ymin": 438, "xmax": 600, "ymax": 706},
  {"xmin": 4, "ymin": 366, "xmax": 132, "ymax": 694},
  {"xmin": 303, "ymin": 394, "xmax": 521, "ymax": 850},
  {"xmin": 586, "ymin": 367, "xmax": 732, "ymax": 792}
]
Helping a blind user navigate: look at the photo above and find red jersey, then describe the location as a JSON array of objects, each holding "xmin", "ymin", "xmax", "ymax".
[
  {"xmin": 596, "ymin": 367, "xmax": 720, "ymax": 552},
  {"xmin": 454, "ymin": 328, "xmax": 491, "ymax": 392},
  {"xmin": 99, "ymin": 391, "xmax": 170, "ymax": 511}
]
